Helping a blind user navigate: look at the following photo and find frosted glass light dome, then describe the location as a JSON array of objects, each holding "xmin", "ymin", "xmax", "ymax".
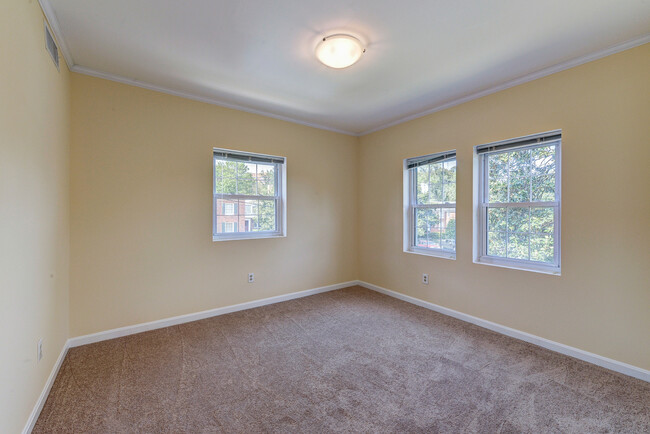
[{"xmin": 315, "ymin": 34, "xmax": 365, "ymax": 69}]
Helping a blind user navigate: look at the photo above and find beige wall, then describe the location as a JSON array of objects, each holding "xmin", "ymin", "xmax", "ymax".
[
  {"xmin": 0, "ymin": 1, "xmax": 71, "ymax": 433},
  {"xmin": 69, "ymin": 74, "xmax": 359, "ymax": 336},
  {"xmin": 358, "ymin": 44, "xmax": 650, "ymax": 370},
  {"xmin": 2, "ymin": 9, "xmax": 647, "ymax": 429}
]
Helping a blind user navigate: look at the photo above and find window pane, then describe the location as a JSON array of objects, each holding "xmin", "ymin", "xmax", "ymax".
[
  {"xmin": 417, "ymin": 160, "xmax": 457, "ymax": 205},
  {"xmin": 441, "ymin": 208, "xmax": 456, "ymax": 251},
  {"xmin": 507, "ymin": 233, "xmax": 530, "ymax": 260},
  {"xmin": 509, "ymin": 176, "xmax": 530, "ymax": 202},
  {"xmin": 430, "ymin": 183, "xmax": 443, "ymax": 204},
  {"xmin": 508, "ymin": 149, "xmax": 531, "ymax": 203},
  {"xmin": 532, "ymin": 175, "xmax": 555, "ymax": 202},
  {"xmin": 532, "ymin": 145, "xmax": 555, "ymax": 177},
  {"xmin": 217, "ymin": 199, "xmax": 238, "ymax": 216},
  {"xmin": 443, "ymin": 182, "xmax": 456, "ymax": 203},
  {"xmin": 488, "ymin": 153, "xmax": 508, "ymax": 203},
  {"xmin": 487, "ymin": 208, "xmax": 506, "ymax": 232},
  {"xmin": 244, "ymin": 199, "xmax": 258, "ymax": 217},
  {"xmin": 415, "ymin": 208, "xmax": 445, "ymax": 249},
  {"xmin": 530, "ymin": 207, "xmax": 554, "ymax": 234},
  {"xmin": 416, "ymin": 165, "xmax": 430, "ymax": 204},
  {"xmin": 531, "ymin": 235, "xmax": 554, "ymax": 263},
  {"xmin": 488, "ymin": 178, "xmax": 508, "ymax": 203},
  {"xmin": 487, "ymin": 231, "xmax": 506, "ymax": 257},
  {"xmin": 214, "ymin": 177, "xmax": 223, "ymax": 194},
  {"xmin": 428, "ymin": 208, "xmax": 442, "ymax": 249},
  {"xmin": 236, "ymin": 163, "xmax": 255, "ymax": 195},
  {"xmin": 443, "ymin": 160, "xmax": 456, "ymax": 183},
  {"xmin": 215, "ymin": 161, "xmax": 239, "ymax": 195},
  {"xmin": 214, "ymin": 160, "xmax": 223, "ymax": 178},
  {"xmin": 221, "ymin": 177, "xmax": 237, "ymax": 195},
  {"xmin": 428, "ymin": 237, "xmax": 441, "ymax": 250},
  {"xmin": 415, "ymin": 208, "xmax": 429, "ymax": 248},
  {"xmin": 509, "ymin": 149, "xmax": 531, "ymax": 177},
  {"xmin": 488, "ymin": 153, "xmax": 508, "ymax": 181},
  {"xmin": 244, "ymin": 216, "xmax": 259, "ymax": 232},
  {"xmin": 257, "ymin": 164, "xmax": 275, "ymax": 196},
  {"xmin": 507, "ymin": 207, "xmax": 529, "ymax": 233},
  {"xmin": 258, "ymin": 200, "xmax": 276, "ymax": 231},
  {"xmin": 430, "ymin": 164, "xmax": 444, "ymax": 204},
  {"xmin": 215, "ymin": 215, "xmax": 239, "ymax": 233}
]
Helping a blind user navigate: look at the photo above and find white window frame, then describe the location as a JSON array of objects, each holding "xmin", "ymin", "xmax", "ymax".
[
  {"xmin": 474, "ymin": 130, "xmax": 561, "ymax": 275},
  {"xmin": 403, "ymin": 150, "xmax": 457, "ymax": 260},
  {"xmin": 213, "ymin": 148, "xmax": 287, "ymax": 241}
]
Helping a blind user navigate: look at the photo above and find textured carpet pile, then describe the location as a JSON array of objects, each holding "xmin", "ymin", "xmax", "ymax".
[{"xmin": 35, "ymin": 286, "xmax": 649, "ymax": 432}]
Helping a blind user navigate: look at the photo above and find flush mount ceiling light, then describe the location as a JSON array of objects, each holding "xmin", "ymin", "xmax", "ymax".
[{"xmin": 315, "ymin": 34, "xmax": 365, "ymax": 69}]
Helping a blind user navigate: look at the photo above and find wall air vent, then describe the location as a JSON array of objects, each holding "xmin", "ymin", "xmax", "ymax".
[{"xmin": 44, "ymin": 21, "xmax": 59, "ymax": 70}]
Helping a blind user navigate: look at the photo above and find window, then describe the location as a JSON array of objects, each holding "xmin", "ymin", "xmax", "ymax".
[
  {"xmin": 476, "ymin": 131, "xmax": 561, "ymax": 274},
  {"xmin": 404, "ymin": 150, "xmax": 457, "ymax": 259},
  {"xmin": 213, "ymin": 148, "xmax": 286, "ymax": 241}
]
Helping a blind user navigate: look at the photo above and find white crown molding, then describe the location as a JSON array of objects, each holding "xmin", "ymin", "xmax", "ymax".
[
  {"xmin": 70, "ymin": 65, "xmax": 358, "ymax": 136},
  {"xmin": 357, "ymin": 280, "xmax": 650, "ymax": 382},
  {"xmin": 22, "ymin": 341, "xmax": 69, "ymax": 434},
  {"xmin": 36, "ymin": 0, "xmax": 649, "ymax": 137},
  {"xmin": 359, "ymin": 34, "xmax": 650, "ymax": 135},
  {"xmin": 38, "ymin": 0, "xmax": 74, "ymax": 69},
  {"xmin": 68, "ymin": 33, "xmax": 650, "ymax": 137},
  {"xmin": 67, "ymin": 281, "xmax": 357, "ymax": 347}
]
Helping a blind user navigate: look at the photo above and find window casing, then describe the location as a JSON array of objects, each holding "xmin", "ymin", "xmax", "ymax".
[
  {"xmin": 476, "ymin": 131, "xmax": 561, "ymax": 274},
  {"xmin": 213, "ymin": 148, "xmax": 286, "ymax": 241},
  {"xmin": 404, "ymin": 151, "xmax": 457, "ymax": 259}
]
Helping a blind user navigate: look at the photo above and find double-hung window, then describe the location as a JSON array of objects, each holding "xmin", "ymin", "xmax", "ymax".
[
  {"xmin": 404, "ymin": 150, "xmax": 457, "ymax": 259},
  {"xmin": 213, "ymin": 148, "xmax": 286, "ymax": 241},
  {"xmin": 476, "ymin": 131, "xmax": 561, "ymax": 274}
]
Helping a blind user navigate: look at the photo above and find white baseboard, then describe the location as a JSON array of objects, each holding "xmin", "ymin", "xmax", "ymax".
[
  {"xmin": 357, "ymin": 280, "xmax": 650, "ymax": 383},
  {"xmin": 68, "ymin": 281, "xmax": 357, "ymax": 348},
  {"xmin": 22, "ymin": 341, "xmax": 70, "ymax": 434},
  {"xmin": 23, "ymin": 279, "xmax": 648, "ymax": 433},
  {"xmin": 24, "ymin": 281, "xmax": 356, "ymax": 432}
]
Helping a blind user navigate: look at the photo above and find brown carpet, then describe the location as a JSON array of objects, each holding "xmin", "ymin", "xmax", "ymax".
[{"xmin": 34, "ymin": 286, "xmax": 649, "ymax": 433}]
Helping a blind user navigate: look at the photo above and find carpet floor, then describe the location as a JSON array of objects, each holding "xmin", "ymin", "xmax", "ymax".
[{"xmin": 34, "ymin": 286, "xmax": 649, "ymax": 433}]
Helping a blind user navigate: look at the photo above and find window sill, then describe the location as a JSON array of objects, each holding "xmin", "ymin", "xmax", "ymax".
[
  {"xmin": 474, "ymin": 256, "xmax": 561, "ymax": 275},
  {"xmin": 404, "ymin": 247, "xmax": 456, "ymax": 260},
  {"xmin": 213, "ymin": 232, "xmax": 285, "ymax": 242}
]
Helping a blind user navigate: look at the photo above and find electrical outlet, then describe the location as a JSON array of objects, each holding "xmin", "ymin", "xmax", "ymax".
[
  {"xmin": 422, "ymin": 273, "xmax": 429, "ymax": 285},
  {"xmin": 37, "ymin": 339, "xmax": 43, "ymax": 362},
  {"xmin": 248, "ymin": 273, "xmax": 255, "ymax": 283}
]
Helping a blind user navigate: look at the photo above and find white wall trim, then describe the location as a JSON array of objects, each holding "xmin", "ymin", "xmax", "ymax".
[
  {"xmin": 21, "ymin": 279, "xmax": 648, "ymax": 432},
  {"xmin": 357, "ymin": 280, "xmax": 650, "ymax": 382},
  {"xmin": 35, "ymin": 0, "xmax": 650, "ymax": 138},
  {"xmin": 358, "ymin": 34, "xmax": 650, "ymax": 135},
  {"xmin": 69, "ymin": 65, "xmax": 358, "ymax": 137},
  {"xmin": 22, "ymin": 341, "xmax": 70, "ymax": 434},
  {"xmin": 23, "ymin": 281, "xmax": 354, "ymax": 432},
  {"xmin": 68, "ymin": 281, "xmax": 356, "ymax": 348}
]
